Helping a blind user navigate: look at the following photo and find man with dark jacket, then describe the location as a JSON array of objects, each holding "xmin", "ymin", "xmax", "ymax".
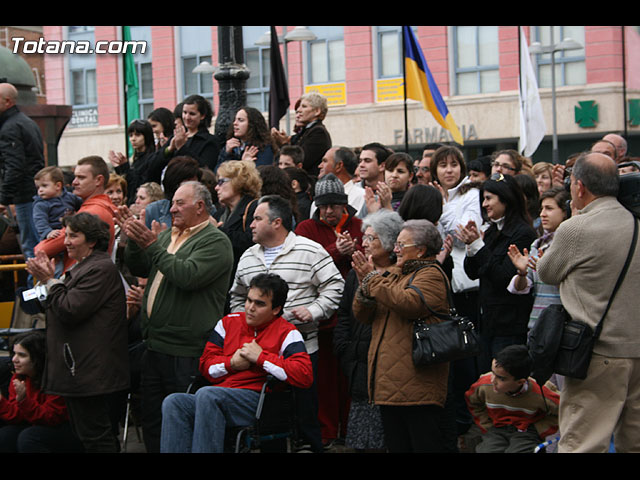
[{"xmin": 0, "ymin": 83, "xmax": 44, "ymax": 260}]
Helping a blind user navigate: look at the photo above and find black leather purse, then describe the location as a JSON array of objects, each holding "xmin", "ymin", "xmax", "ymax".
[{"xmin": 406, "ymin": 264, "xmax": 481, "ymax": 367}]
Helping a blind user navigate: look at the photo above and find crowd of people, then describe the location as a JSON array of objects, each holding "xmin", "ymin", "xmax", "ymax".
[{"xmin": 1, "ymin": 80, "xmax": 639, "ymax": 454}]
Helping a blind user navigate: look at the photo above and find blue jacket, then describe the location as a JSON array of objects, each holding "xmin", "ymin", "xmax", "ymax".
[{"xmin": 32, "ymin": 190, "xmax": 83, "ymax": 240}]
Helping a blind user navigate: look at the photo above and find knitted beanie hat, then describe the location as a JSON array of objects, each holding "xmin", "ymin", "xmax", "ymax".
[{"xmin": 314, "ymin": 173, "xmax": 347, "ymax": 206}]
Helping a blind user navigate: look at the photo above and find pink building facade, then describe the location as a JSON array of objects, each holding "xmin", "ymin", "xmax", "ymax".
[{"xmin": 41, "ymin": 26, "xmax": 640, "ymax": 166}]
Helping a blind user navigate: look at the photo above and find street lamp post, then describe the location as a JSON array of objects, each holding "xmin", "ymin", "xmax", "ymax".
[
  {"xmin": 214, "ymin": 26, "xmax": 250, "ymax": 145},
  {"xmin": 529, "ymin": 30, "xmax": 583, "ymax": 165},
  {"xmin": 255, "ymin": 26, "xmax": 316, "ymax": 135}
]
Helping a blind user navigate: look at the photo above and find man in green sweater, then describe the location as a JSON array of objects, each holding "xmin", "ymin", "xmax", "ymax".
[
  {"xmin": 119, "ymin": 180, "xmax": 233, "ymax": 453},
  {"xmin": 537, "ymin": 152, "xmax": 640, "ymax": 453}
]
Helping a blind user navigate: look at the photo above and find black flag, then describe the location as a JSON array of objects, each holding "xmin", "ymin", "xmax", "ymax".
[{"xmin": 268, "ymin": 26, "xmax": 290, "ymax": 130}]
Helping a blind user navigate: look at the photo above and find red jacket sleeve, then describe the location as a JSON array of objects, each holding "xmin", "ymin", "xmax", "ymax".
[
  {"xmin": 256, "ymin": 328, "xmax": 313, "ymax": 389},
  {"xmin": 198, "ymin": 319, "xmax": 233, "ymax": 385},
  {"xmin": 0, "ymin": 376, "xmax": 68, "ymax": 426}
]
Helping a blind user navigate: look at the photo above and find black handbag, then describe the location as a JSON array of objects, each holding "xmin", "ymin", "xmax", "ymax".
[
  {"xmin": 406, "ymin": 264, "xmax": 481, "ymax": 367},
  {"xmin": 531, "ymin": 217, "xmax": 638, "ymax": 382}
]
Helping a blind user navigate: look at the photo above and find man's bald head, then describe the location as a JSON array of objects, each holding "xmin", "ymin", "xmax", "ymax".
[
  {"xmin": 603, "ymin": 133, "xmax": 627, "ymax": 162},
  {"xmin": 0, "ymin": 83, "xmax": 18, "ymax": 114},
  {"xmin": 573, "ymin": 152, "xmax": 619, "ymax": 199}
]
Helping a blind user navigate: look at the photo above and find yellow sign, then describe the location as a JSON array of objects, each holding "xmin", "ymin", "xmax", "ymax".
[
  {"xmin": 376, "ymin": 78, "xmax": 404, "ymax": 103},
  {"xmin": 305, "ymin": 83, "xmax": 346, "ymax": 106}
]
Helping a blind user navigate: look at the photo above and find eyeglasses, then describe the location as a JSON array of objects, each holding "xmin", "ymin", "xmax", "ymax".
[
  {"xmin": 394, "ymin": 242, "xmax": 418, "ymax": 250},
  {"xmin": 216, "ymin": 178, "xmax": 231, "ymax": 186},
  {"xmin": 491, "ymin": 161, "xmax": 516, "ymax": 172},
  {"xmin": 362, "ymin": 234, "xmax": 380, "ymax": 244},
  {"xmin": 490, "ymin": 173, "xmax": 506, "ymax": 182}
]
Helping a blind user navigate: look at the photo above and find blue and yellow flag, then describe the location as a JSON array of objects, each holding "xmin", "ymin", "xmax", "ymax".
[{"xmin": 403, "ymin": 26, "xmax": 463, "ymax": 145}]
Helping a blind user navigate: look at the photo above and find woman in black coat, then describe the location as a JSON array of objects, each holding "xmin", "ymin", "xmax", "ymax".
[
  {"xmin": 109, "ymin": 119, "xmax": 157, "ymax": 205},
  {"xmin": 457, "ymin": 173, "xmax": 537, "ymax": 373},
  {"xmin": 333, "ymin": 209, "xmax": 404, "ymax": 452},
  {"xmin": 171, "ymin": 95, "xmax": 220, "ymax": 172},
  {"xmin": 272, "ymin": 93, "xmax": 332, "ymax": 177}
]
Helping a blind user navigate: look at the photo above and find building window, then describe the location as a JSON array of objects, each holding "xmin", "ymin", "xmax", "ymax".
[
  {"xmin": 71, "ymin": 68, "xmax": 97, "ymax": 106},
  {"xmin": 179, "ymin": 26, "xmax": 213, "ymax": 100},
  {"xmin": 243, "ymin": 26, "xmax": 271, "ymax": 112},
  {"xmin": 453, "ymin": 26, "xmax": 499, "ymax": 95},
  {"xmin": 129, "ymin": 26, "xmax": 154, "ymax": 119},
  {"xmin": 534, "ymin": 26, "xmax": 586, "ymax": 88},
  {"xmin": 67, "ymin": 26, "xmax": 98, "ymax": 127},
  {"xmin": 377, "ymin": 26, "xmax": 402, "ymax": 78},
  {"xmin": 307, "ymin": 26, "xmax": 345, "ymax": 84}
]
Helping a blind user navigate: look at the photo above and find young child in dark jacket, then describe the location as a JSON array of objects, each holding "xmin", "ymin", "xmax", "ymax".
[
  {"xmin": 32, "ymin": 166, "xmax": 82, "ymax": 241},
  {"xmin": 32, "ymin": 166, "xmax": 82, "ymax": 277}
]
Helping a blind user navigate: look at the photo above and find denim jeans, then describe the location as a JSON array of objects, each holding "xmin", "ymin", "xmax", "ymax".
[
  {"xmin": 13, "ymin": 201, "xmax": 39, "ymax": 259},
  {"xmin": 160, "ymin": 386, "xmax": 260, "ymax": 453}
]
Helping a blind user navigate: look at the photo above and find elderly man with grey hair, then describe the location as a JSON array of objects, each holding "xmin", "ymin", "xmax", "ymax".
[
  {"xmin": 537, "ymin": 151, "xmax": 640, "ymax": 453},
  {"xmin": 117, "ymin": 180, "xmax": 234, "ymax": 452},
  {"xmin": 602, "ymin": 132, "xmax": 627, "ymax": 162}
]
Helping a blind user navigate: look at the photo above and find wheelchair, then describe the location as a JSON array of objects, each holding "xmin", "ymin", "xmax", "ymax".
[{"xmin": 187, "ymin": 374, "xmax": 300, "ymax": 453}]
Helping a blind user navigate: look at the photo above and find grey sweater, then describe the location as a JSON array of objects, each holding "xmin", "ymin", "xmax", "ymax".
[{"xmin": 537, "ymin": 196, "xmax": 640, "ymax": 358}]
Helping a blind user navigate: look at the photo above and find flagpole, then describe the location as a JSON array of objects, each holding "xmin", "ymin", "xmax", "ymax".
[{"xmin": 402, "ymin": 26, "xmax": 409, "ymax": 153}]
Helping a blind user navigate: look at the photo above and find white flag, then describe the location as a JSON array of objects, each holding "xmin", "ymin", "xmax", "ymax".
[{"xmin": 518, "ymin": 27, "xmax": 546, "ymax": 157}]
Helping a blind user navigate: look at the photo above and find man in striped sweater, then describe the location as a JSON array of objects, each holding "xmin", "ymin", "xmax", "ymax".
[
  {"xmin": 465, "ymin": 345, "xmax": 560, "ymax": 453},
  {"xmin": 229, "ymin": 194, "xmax": 344, "ymax": 452}
]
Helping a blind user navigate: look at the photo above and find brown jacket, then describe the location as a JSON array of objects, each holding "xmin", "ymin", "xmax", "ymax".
[
  {"xmin": 353, "ymin": 259, "xmax": 450, "ymax": 406},
  {"xmin": 43, "ymin": 251, "xmax": 129, "ymax": 397}
]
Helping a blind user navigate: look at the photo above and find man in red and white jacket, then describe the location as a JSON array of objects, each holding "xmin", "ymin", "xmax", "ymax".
[{"xmin": 160, "ymin": 273, "xmax": 313, "ymax": 453}]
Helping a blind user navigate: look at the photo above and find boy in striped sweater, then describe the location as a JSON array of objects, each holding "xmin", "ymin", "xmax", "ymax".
[{"xmin": 465, "ymin": 345, "xmax": 560, "ymax": 453}]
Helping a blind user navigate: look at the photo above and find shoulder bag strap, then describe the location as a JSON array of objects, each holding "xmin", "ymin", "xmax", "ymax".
[
  {"xmin": 242, "ymin": 198, "xmax": 258, "ymax": 232},
  {"xmin": 405, "ymin": 263, "xmax": 455, "ymax": 320},
  {"xmin": 594, "ymin": 217, "xmax": 638, "ymax": 339}
]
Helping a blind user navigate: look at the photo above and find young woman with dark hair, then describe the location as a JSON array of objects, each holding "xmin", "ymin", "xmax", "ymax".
[
  {"xmin": 0, "ymin": 331, "xmax": 84, "ymax": 452},
  {"xmin": 457, "ymin": 173, "xmax": 537, "ymax": 373},
  {"xmin": 109, "ymin": 119, "xmax": 157, "ymax": 205},
  {"xmin": 217, "ymin": 106, "xmax": 277, "ymax": 170}
]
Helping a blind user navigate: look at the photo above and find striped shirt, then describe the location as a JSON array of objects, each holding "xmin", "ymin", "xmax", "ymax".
[{"xmin": 229, "ymin": 231, "xmax": 345, "ymax": 354}]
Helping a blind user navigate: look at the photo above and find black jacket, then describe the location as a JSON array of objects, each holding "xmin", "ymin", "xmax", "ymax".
[
  {"xmin": 0, "ymin": 106, "xmax": 44, "ymax": 205},
  {"xmin": 115, "ymin": 149, "xmax": 154, "ymax": 205},
  {"xmin": 173, "ymin": 128, "xmax": 220, "ymax": 172},
  {"xmin": 333, "ymin": 269, "xmax": 371, "ymax": 401},
  {"xmin": 463, "ymin": 219, "xmax": 537, "ymax": 336},
  {"xmin": 291, "ymin": 120, "xmax": 332, "ymax": 176}
]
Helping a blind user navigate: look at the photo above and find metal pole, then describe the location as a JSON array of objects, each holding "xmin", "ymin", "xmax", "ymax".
[
  {"xmin": 550, "ymin": 28, "xmax": 558, "ymax": 165},
  {"xmin": 214, "ymin": 26, "xmax": 249, "ymax": 145},
  {"xmin": 283, "ymin": 26, "xmax": 291, "ymax": 135}
]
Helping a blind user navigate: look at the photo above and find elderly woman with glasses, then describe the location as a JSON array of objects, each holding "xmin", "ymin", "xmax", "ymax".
[
  {"xmin": 214, "ymin": 160, "xmax": 263, "ymax": 282},
  {"xmin": 456, "ymin": 173, "xmax": 537, "ymax": 373},
  {"xmin": 351, "ymin": 218, "xmax": 451, "ymax": 453},
  {"xmin": 333, "ymin": 209, "xmax": 404, "ymax": 452}
]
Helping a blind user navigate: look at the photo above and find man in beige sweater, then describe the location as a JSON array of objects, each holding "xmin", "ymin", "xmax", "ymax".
[{"xmin": 537, "ymin": 152, "xmax": 640, "ymax": 453}]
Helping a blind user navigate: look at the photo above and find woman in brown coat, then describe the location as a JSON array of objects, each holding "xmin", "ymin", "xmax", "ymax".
[
  {"xmin": 26, "ymin": 212, "xmax": 129, "ymax": 453},
  {"xmin": 352, "ymin": 219, "xmax": 450, "ymax": 452}
]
